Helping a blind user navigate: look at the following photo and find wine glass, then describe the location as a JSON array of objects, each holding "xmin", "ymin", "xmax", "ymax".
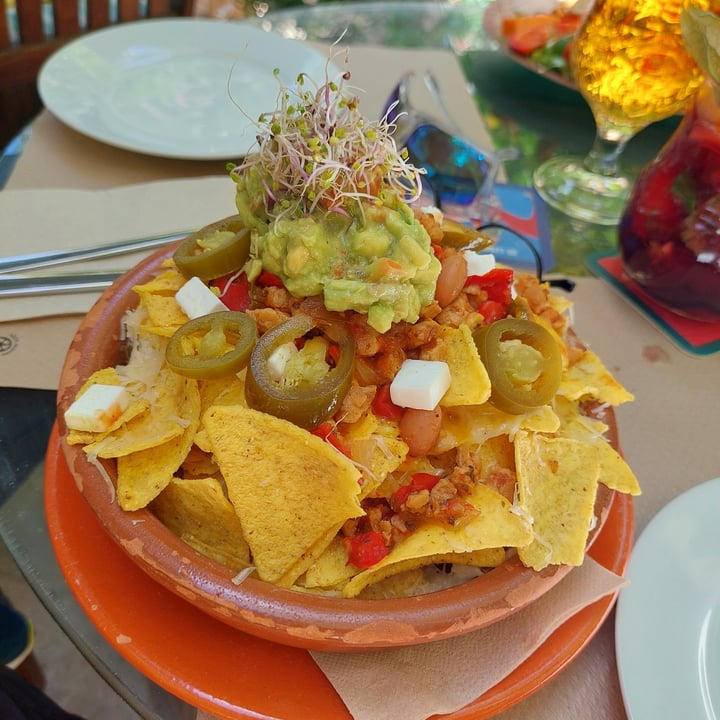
[{"xmin": 533, "ymin": 0, "xmax": 715, "ymax": 226}]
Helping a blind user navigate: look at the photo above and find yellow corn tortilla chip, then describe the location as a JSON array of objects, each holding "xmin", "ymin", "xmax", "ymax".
[
  {"xmin": 345, "ymin": 432, "xmax": 409, "ymax": 498},
  {"xmin": 514, "ymin": 430, "xmax": 600, "ymax": 571},
  {"xmin": 302, "ymin": 537, "xmax": 359, "ymax": 589},
  {"xmin": 134, "ymin": 268, "xmax": 187, "ymax": 296},
  {"xmin": 133, "ymin": 268, "xmax": 191, "ymax": 336},
  {"xmin": 559, "ymin": 349, "xmax": 634, "ymax": 406},
  {"xmin": 436, "ymin": 402, "xmax": 559, "ymax": 454},
  {"xmin": 84, "ymin": 367, "xmax": 191, "ymax": 458},
  {"xmin": 554, "ymin": 397, "xmax": 641, "ymax": 496},
  {"xmin": 276, "ymin": 523, "xmax": 348, "ymax": 588},
  {"xmin": 345, "ymin": 548, "xmax": 506, "ymax": 598},
  {"xmin": 355, "ymin": 567, "xmax": 428, "ymax": 599},
  {"xmin": 116, "ymin": 376, "xmax": 201, "ymax": 511},
  {"xmin": 65, "ymin": 368, "xmax": 148, "ymax": 445},
  {"xmin": 137, "ymin": 295, "xmax": 188, "ymax": 337},
  {"xmin": 419, "ymin": 324, "xmax": 492, "ymax": 406},
  {"xmin": 202, "ymin": 404, "xmax": 364, "ymax": 587},
  {"xmin": 179, "ymin": 444, "xmax": 219, "ymax": 478},
  {"xmin": 342, "ymin": 482, "xmax": 532, "ymax": 597},
  {"xmin": 151, "ymin": 476, "xmax": 251, "ymax": 571}
]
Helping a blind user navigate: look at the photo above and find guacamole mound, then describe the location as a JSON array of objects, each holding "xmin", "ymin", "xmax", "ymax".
[{"xmin": 236, "ymin": 177, "xmax": 441, "ymax": 333}]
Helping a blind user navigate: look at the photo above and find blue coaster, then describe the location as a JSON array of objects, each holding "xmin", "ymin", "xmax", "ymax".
[{"xmin": 491, "ymin": 183, "xmax": 554, "ymax": 272}]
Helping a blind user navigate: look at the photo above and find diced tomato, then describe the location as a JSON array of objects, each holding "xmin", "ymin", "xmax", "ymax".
[
  {"xmin": 344, "ymin": 531, "xmax": 389, "ymax": 568},
  {"xmin": 311, "ymin": 421, "xmax": 352, "ymax": 457},
  {"xmin": 391, "ymin": 472, "xmax": 441, "ymax": 509},
  {"xmin": 478, "ymin": 300, "xmax": 508, "ymax": 325},
  {"xmin": 371, "ymin": 384, "xmax": 404, "ymax": 421},
  {"xmin": 212, "ymin": 274, "xmax": 251, "ymax": 311},
  {"xmin": 257, "ymin": 270, "xmax": 284, "ymax": 287}
]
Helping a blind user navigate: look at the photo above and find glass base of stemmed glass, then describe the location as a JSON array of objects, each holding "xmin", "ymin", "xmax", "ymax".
[{"xmin": 533, "ymin": 155, "xmax": 632, "ymax": 226}]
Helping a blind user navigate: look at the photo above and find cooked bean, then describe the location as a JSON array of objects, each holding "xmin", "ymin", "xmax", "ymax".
[
  {"xmin": 434, "ymin": 251, "xmax": 468, "ymax": 308},
  {"xmin": 399, "ymin": 407, "xmax": 443, "ymax": 457}
]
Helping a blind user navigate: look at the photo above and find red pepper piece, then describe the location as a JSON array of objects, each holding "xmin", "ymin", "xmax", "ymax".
[
  {"xmin": 391, "ymin": 472, "xmax": 441, "ymax": 509},
  {"xmin": 344, "ymin": 531, "xmax": 389, "ymax": 569},
  {"xmin": 371, "ymin": 384, "xmax": 404, "ymax": 421},
  {"xmin": 212, "ymin": 274, "xmax": 251, "ymax": 312},
  {"xmin": 311, "ymin": 421, "xmax": 352, "ymax": 457},
  {"xmin": 257, "ymin": 270, "xmax": 284, "ymax": 287}
]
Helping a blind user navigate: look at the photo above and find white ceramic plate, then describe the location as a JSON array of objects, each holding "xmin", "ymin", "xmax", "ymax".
[
  {"xmin": 38, "ymin": 18, "xmax": 336, "ymax": 160},
  {"xmin": 616, "ymin": 477, "xmax": 720, "ymax": 720}
]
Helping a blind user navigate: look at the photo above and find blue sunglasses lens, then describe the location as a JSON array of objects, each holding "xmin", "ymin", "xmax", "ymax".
[{"xmin": 403, "ymin": 124, "xmax": 496, "ymax": 209}]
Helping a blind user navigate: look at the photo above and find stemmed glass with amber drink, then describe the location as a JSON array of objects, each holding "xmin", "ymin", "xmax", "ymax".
[{"xmin": 533, "ymin": 0, "xmax": 718, "ymax": 225}]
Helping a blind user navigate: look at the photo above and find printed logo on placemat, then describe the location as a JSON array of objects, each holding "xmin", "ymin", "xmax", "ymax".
[{"xmin": 0, "ymin": 334, "xmax": 18, "ymax": 356}]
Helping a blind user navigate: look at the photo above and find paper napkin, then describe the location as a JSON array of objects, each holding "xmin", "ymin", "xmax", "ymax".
[{"xmin": 310, "ymin": 558, "xmax": 624, "ymax": 720}]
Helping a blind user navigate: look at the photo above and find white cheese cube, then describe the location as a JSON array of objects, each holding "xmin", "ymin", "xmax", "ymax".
[
  {"xmin": 175, "ymin": 276, "xmax": 228, "ymax": 319},
  {"xmin": 64, "ymin": 384, "xmax": 130, "ymax": 433},
  {"xmin": 267, "ymin": 342, "xmax": 298, "ymax": 382},
  {"xmin": 463, "ymin": 251, "xmax": 495, "ymax": 278},
  {"xmin": 390, "ymin": 359, "xmax": 451, "ymax": 411}
]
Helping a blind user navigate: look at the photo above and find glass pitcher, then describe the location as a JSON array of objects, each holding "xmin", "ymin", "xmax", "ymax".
[{"xmin": 618, "ymin": 74, "xmax": 720, "ymax": 322}]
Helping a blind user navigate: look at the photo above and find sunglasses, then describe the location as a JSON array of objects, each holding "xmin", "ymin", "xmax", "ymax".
[{"xmin": 383, "ymin": 73, "xmax": 573, "ymax": 291}]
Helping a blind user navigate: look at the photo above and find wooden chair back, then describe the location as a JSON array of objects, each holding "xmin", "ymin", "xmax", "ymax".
[{"xmin": 0, "ymin": 0, "xmax": 196, "ymax": 149}]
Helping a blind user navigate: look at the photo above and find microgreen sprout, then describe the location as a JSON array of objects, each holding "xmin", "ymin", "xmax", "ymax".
[{"xmin": 229, "ymin": 63, "xmax": 424, "ymax": 223}]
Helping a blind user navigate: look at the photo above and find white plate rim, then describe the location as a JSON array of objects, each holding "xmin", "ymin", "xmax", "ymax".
[
  {"xmin": 37, "ymin": 18, "xmax": 337, "ymax": 160},
  {"xmin": 615, "ymin": 476, "xmax": 720, "ymax": 720}
]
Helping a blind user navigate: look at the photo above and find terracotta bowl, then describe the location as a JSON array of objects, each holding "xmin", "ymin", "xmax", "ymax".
[{"xmin": 56, "ymin": 244, "xmax": 616, "ymax": 652}]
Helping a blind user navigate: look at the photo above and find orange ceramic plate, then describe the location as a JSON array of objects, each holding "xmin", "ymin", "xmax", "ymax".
[{"xmin": 45, "ymin": 423, "xmax": 633, "ymax": 720}]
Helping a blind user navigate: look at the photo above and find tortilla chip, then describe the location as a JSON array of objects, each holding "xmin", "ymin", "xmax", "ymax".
[
  {"xmin": 419, "ymin": 324, "xmax": 492, "ymax": 406},
  {"xmin": 202, "ymin": 405, "xmax": 364, "ymax": 587},
  {"xmin": 514, "ymin": 430, "xmax": 600, "ymax": 571},
  {"xmin": 133, "ymin": 268, "xmax": 190, "ymax": 336},
  {"xmin": 137, "ymin": 295, "xmax": 188, "ymax": 337},
  {"xmin": 342, "ymin": 482, "xmax": 532, "ymax": 597},
  {"xmin": 179, "ymin": 444, "xmax": 219, "ymax": 478},
  {"xmin": 151, "ymin": 476, "xmax": 251, "ymax": 571},
  {"xmin": 345, "ymin": 430, "xmax": 409, "ymax": 498},
  {"xmin": 115, "ymin": 376, "xmax": 201, "ymax": 511},
  {"xmin": 554, "ymin": 397, "xmax": 641, "ymax": 496},
  {"xmin": 134, "ymin": 268, "xmax": 187, "ymax": 296},
  {"xmin": 303, "ymin": 537, "xmax": 359, "ymax": 589},
  {"xmin": 436, "ymin": 402, "xmax": 559, "ymax": 454},
  {"xmin": 277, "ymin": 523, "xmax": 348, "ymax": 588},
  {"xmin": 84, "ymin": 367, "xmax": 191, "ymax": 458},
  {"xmin": 559, "ymin": 349, "xmax": 634, "ymax": 406}
]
